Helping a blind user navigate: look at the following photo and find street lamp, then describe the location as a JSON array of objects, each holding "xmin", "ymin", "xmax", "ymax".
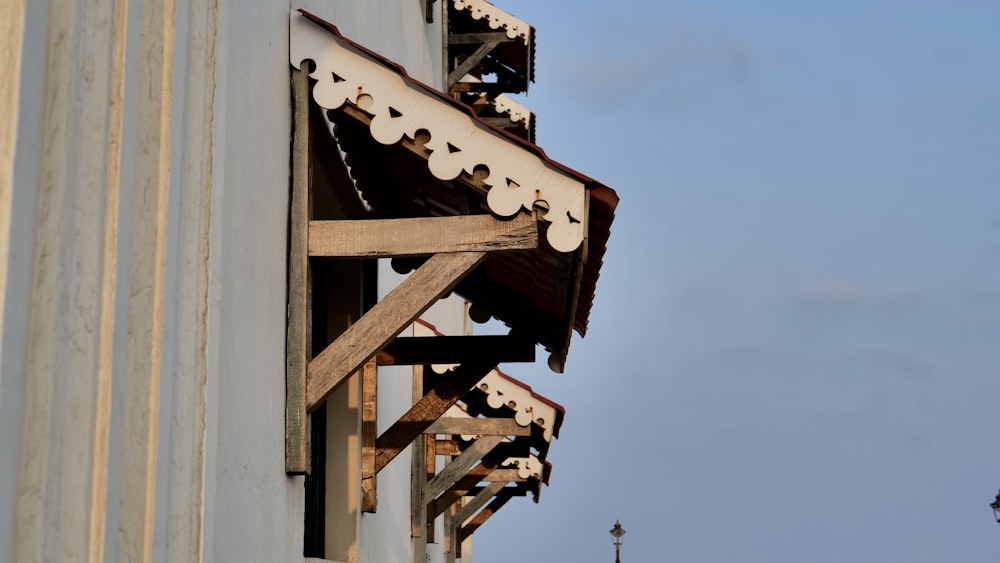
[
  {"xmin": 610, "ymin": 520, "xmax": 626, "ymax": 563},
  {"xmin": 991, "ymin": 490, "xmax": 1000, "ymax": 526}
]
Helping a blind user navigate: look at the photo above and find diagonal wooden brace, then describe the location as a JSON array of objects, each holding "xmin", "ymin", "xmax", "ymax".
[
  {"xmin": 423, "ymin": 435, "xmax": 506, "ymax": 506},
  {"xmin": 374, "ymin": 358, "xmax": 499, "ymax": 473},
  {"xmin": 447, "ymin": 40, "xmax": 501, "ymax": 89},
  {"xmin": 457, "ymin": 489, "xmax": 515, "ymax": 542},
  {"xmin": 306, "ymin": 251, "xmax": 486, "ymax": 410}
]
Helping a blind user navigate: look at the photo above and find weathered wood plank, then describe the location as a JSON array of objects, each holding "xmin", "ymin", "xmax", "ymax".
[
  {"xmin": 423, "ymin": 435, "xmax": 505, "ymax": 505},
  {"xmin": 308, "ymin": 213, "xmax": 536, "ymax": 258},
  {"xmin": 307, "ymin": 251, "xmax": 486, "ymax": 410},
  {"xmin": 429, "ymin": 446, "xmax": 523, "ymax": 517},
  {"xmin": 374, "ymin": 358, "xmax": 497, "ymax": 472},
  {"xmin": 410, "ymin": 365, "xmax": 427, "ymax": 544},
  {"xmin": 452, "ymin": 481, "xmax": 507, "ymax": 528},
  {"xmin": 424, "ymin": 417, "xmax": 530, "ymax": 437},
  {"xmin": 482, "ymin": 469, "xmax": 522, "ymax": 482},
  {"xmin": 458, "ymin": 490, "xmax": 514, "ymax": 542},
  {"xmin": 425, "ymin": 433, "xmax": 437, "ymax": 544},
  {"xmin": 361, "ymin": 359, "xmax": 377, "ymax": 512},
  {"xmin": 377, "ymin": 335, "xmax": 534, "ymax": 366},
  {"xmin": 286, "ymin": 66, "xmax": 312, "ymax": 474}
]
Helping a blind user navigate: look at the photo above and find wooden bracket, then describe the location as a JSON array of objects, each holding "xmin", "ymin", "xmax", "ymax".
[
  {"xmin": 307, "ymin": 251, "xmax": 486, "ymax": 410},
  {"xmin": 446, "ymin": 40, "xmax": 501, "ymax": 89},
  {"xmin": 423, "ymin": 435, "xmax": 506, "ymax": 505},
  {"xmin": 374, "ymin": 358, "xmax": 498, "ymax": 474},
  {"xmin": 429, "ymin": 443, "xmax": 526, "ymax": 519}
]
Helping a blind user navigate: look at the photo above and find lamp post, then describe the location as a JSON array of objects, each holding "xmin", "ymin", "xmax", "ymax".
[
  {"xmin": 991, "ymin": 490, "xmax": 1000, "ymax": 526},
  {"xmin": 610, "ymin": 520, "xmax": 626, "ymax": 563}
]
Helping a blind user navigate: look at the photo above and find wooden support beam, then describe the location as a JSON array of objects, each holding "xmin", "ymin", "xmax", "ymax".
[
  {"xmin": 458, "ymin": 490, "xmax": 514, "ymax": 542},
  {"xmin": 423, "ymin": 435, "xmax": 505, "ymax": 505},
  {"xmin": 410, "ymin": 365, "xmax": 426, "ymax": 541},
  {"xmin": 448, "ymin": 32, "xmax": 512, "ymax": 45},
  {"xmin": 286, "ymin": 66, "xmax": 312, "ymax": 474},
  {"xmin": 447, "ymin": 41, "xmax": 501, "ymax": 89},
  {"xmin": 376, "ymin": 335, "xmax": 534, "ymax": 366},
  {"xmin": 425, "ymin": 433, "xmax": 437, "ymax": 544},
  {"xmin": 309, "ymin": 213, "xmax": 537, "ymax": 258},
  {"xmin": 374, "ymin": 358, "xmax": 497, "ymax": 473},
  {"xmin": 482, "ymin": 469, "xmax": 522, "ymax": 482},
  {"xmin": 361, "ymin": 359, "xmax": 377, "ymax": 513},
  {"xmin": 307, "ymin": 251, "xmax": 486, "ymax": 410},
  {"xmin": 424, "ymin": 418, "xmax": 530, "ymax": 437},
  {"xmin": 430, "ymin": 454, "xmax": 523, "ymax": 518},
  {"xmin": 452, "ymin": 481, "xmax": 507, "ymax": 528}
]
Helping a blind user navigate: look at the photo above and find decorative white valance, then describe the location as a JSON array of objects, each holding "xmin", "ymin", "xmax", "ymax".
[{"xmin": 290, "ymin": 12, "xmax": 586, "ymax": 253}]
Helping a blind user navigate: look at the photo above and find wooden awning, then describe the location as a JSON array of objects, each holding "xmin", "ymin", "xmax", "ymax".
[
  {"xmin": 447, "ymin": 0, "xmax": 535, "ymax": 95},
  {"xmin": 290, "ymin": 10, "xmax": 618, "ymax": 368}
]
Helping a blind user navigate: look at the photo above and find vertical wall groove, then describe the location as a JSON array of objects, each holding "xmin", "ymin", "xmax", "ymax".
[
  {"xmin": 89, "ymin": 1, "xmax": 130, "ymax": 561},
  {"xmin": 119, "ymin": 0, "xmax": 176, "ymax": 561},
  {"xmin": 165, "ymin": 0, "xmax": 217, "ymax": 560}
]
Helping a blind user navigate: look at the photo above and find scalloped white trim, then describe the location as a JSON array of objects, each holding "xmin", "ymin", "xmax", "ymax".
[
  {"xmin": 291, "ymin": 13, "xmax": 584, "ymax": 253},
  {"xmin": 491, "ymin": 95, "xmax": 530, "ymax": 125},
  {"xmin": 452, "ymin": 0, "xmax": 531, "ymax": 45},
  {"xmin": 501, "ymin": 455, "xmax": 542, "ymax": 480},
  {"xmin": 474, "ymin": 369, "xmax": 558, "ymax": 442},
  {"xmin": 459, "ymin": 75, "xmax": 531, "ymax": 125}
]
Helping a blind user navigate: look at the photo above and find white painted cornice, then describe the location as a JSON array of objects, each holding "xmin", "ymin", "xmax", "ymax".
[{"xmin": 290, "ymin": 12, "xmax": 585, "ymax": 252}]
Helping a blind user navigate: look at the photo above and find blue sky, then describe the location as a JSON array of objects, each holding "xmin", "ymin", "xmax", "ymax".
[{"xmin": 472, "ymin": 1, "xmax": 1000, "ymax": 561}]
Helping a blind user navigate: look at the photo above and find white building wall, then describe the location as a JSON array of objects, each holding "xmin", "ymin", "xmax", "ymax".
[{"xmin": 1, "ymin": 1, "xmax": 449, "ymax": 562}]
